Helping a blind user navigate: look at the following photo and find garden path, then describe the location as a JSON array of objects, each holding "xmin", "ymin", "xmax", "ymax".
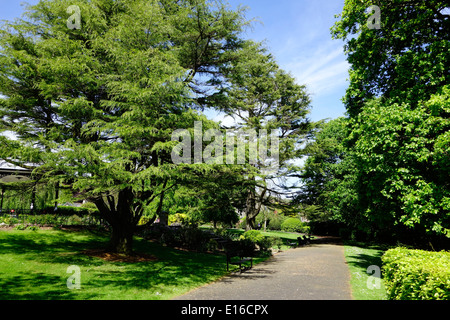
[{"xmin": 173, "ymin": 240, "xmax": 352, "ymax": 300}]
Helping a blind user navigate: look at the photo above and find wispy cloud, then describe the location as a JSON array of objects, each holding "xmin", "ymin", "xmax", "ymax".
[{"xmin": 282, "ymin": 43, "xmax": 349, "ymax": 97}]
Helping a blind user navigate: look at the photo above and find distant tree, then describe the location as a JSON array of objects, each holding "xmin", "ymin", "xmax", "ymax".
[
  {"xmin": 215, "ymin": 42, "xmax": 313, "ymax": 230},
  {"xmin": 296, "ymin": 117, "xmax": 360, "ymax": 234}
]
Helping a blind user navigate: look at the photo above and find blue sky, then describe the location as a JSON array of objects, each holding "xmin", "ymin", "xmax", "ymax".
[
  {"xmin": 0, "ymin": 0, "xmax": 349, "ymax": 123},
  {"xmin": 224, "ymin": 0, "xmax": 348, "ymax": 123}
]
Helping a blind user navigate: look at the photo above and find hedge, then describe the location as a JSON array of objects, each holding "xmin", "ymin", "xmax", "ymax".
[
  {"xmin": 281, "ymin": 217, "xmax": 309, "ymax": 233},
  {"xmin": 382, "ymin": 247, "xmax": 450, "ymax": 300},
  {"xmin": 240, "ymin": 230, "xmax": 282, "ymax": 252}
]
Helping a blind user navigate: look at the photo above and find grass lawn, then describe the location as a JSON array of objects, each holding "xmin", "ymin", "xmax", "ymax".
[
  {"xmin": 0, "ymin": 228, "xmax": 230, "ymax": 300},
  {"xmin": 2, "ymin": 226, "xmax": 389, "ymax": 300},
  {"xmin": 343, "ymin": 241, "xmax": 389, "ymax": 300}
]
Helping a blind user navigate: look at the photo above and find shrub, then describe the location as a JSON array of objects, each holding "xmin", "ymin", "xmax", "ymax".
[
  {"xmin": 268, "ymin": 236, "xmax": 283, "ymax": 250},
  {"xmin": 240, "ymin": 230, "xmax": 265, "ymax": 243},
  {"xmin": 267, "ymin": 215, "xmax": 286, "ymax": 231},
  {"xmin": 14, "ymin": 224, "xmax": 27, "ymax": 230},
  {"xmin": 240, "ymin": 230, "xmax": 275, "ymax": 252},
  {"xmin": 0, "ymin": 216, "xmax": 19, "ymax": 225},
  {"xmin": 26, "ymin": 214, "xmax": 58, "ymax": 226},
  {"xmin": 157, "ymin": 227, "xmax": 215, "ymax": 252},
  {"xmin": 382, "ymin": 247, "xmax": 450, "ymax": 300},
  {"xmin": 138, "ymin": 216, "xmax": 153, "ymax": 226},
  {"xmin": 169, "ymin": 213, "xmax": 188, "ymax": 226},
  {"xmin": 281, "ymin": 218, "xmax": 308, "ymax": 233},
  {"xmin": 80, "ymin": 202, "xmax": 99, "ymax": 213}
]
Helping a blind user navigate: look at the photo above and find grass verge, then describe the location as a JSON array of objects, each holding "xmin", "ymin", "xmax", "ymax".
[{"xmin": 343, "ymin": 241, "xmax": 388, "ymax": 300}]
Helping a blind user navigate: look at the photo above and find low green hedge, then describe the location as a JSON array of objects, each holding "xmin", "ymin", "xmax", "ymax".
[
  {"xmin": 281, "ymin": 217, "xmax": 309, "ymax": 234},
  {"xmin": 240, "ymin": 230, "xmax": 282, "ymax": 252},
  {"xmin": 382, "ymin": 247, "xmax": 450, "ymax": 300}
]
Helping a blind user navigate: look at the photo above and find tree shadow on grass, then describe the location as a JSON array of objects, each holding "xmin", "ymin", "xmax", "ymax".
[
  {"xmin": 344, "ymin": 242, "xmax": 388, "ymax": 278},
  {"xmin": 0, "ymin": 272, "xmax": 96, "ymax": 300},
  {"xmin": 0, "ymin": 229, "xmax": 229, "ymax": 299}
]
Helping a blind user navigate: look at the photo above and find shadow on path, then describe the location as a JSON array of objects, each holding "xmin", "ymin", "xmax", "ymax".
[{"xmin": 174, "ymin": 241, "xmax": 353, "ymax": 300}]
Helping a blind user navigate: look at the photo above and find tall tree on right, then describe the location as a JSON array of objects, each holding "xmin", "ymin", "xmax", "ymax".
[
  {"xmin": 332, "ymin": 0, "xmax": 449, "ymax": 117},
  {"xmin": 332, "ymin": 0, "xmax": 449, "ymax": 244}
]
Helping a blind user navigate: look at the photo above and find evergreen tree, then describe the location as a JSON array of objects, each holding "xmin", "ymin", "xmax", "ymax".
[
  {"xmin": 0, "ymin": 0, "xmax": 249, "ymax": 254},
  {"xmin": 215, "ymin": 42, "xmax": 313, "ymax": 230}
]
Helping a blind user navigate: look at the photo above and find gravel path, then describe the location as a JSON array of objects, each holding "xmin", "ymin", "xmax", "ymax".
[{"xmin": 173, "ymin": 242, "xmax": 353, "ymax": 300}]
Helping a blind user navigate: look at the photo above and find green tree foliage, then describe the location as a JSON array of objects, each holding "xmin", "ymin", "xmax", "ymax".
[
  {"xmin": 215, "ymin": 42, "xmax": 313, "ymax": 230},
  {"xmin": 162, "ymin": 170, "xmax": 246, "ymax": 228},
  {"xmin": 331, "ymin": 0, "xmax": 449, "ymax": 243},
  {"xmin": 296, "ymin": 118, "xmax": 360, "ymax": 235},
  {"xmin": 350, "ymin": 89, "xmax": 450, "ymax": 238},
  {"xmin": 0, "ymin": 0, "xmax": 249, "ymax": 254},
  {"xmin": 332, "ymin": 0, "xmax": 449, "ymax": 117}
]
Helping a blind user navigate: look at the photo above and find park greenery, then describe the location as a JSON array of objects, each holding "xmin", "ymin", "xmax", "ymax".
[
  {"xmin": 300, "ymin": 0, "xmax": 449, "ymax": 249},
  {"xmin": 0, "ymin": 0, "xmax": 449, "ymax": 300},
  {"xmin": 0, "ymin": 0, "xmax": 313, "ymax": 254}
]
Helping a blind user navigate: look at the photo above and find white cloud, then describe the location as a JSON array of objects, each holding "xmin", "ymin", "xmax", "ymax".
[
  {"xmin": 282, "ymin": 44, "xmax": 350, "ymax": 97},
  {"xmin": 213, "ymin": 113, "xmax": 239, "ymax": 128}
]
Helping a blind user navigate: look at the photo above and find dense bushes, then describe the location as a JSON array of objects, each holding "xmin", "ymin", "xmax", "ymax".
[
  {"xmin": 0, "ymin": 205, "xmax": 102, "ymax": 228},
  {"xmin": 281, "ymin": 218, "xmax": 309, "ymax": 234},
  {"xmin": 141, "ymin": 226, "xmax": 283, "ymax": 254},
  {"xmin": 240, "ymin": 230, "xmax": 283, "ymax": 252},
  {"xmin": 382, "ymin": 247, "xmax": 450, "ymax": 300},
  {"xmin": 0, "ymin": 213, "xmax": 102, "ymax": 228},
  {"xmin": 141, "ymin": 225, "xmax": 217, "ymax": 252}
]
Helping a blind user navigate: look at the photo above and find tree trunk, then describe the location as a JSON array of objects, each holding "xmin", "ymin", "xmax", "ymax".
[
  {"xmin": 244, "ymin": 189, "xmax": 258, "ymax": 231},
  {"xmin": 244, "ymin": 183, "xmax": 267, "ymax": 231},
  {"xmin": 0, "ymin": 188, "xmax": 4, "ymax": 213},
  {"xmin": 109, "ymin": 223, "xmax": 134, "ymax": 255},
  {"xmin": 93, "ymin": 188, "xmax": 141, "ymax": 255}
]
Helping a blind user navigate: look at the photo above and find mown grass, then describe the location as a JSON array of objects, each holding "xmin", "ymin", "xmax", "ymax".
[
  {"xmin": 2, "ymin": 227, "xmax": 385, "ymax": 300},
  {"xmin": 0, "ymin": 228, "xmax": 229, "ymax": 300},
  {"xmin": 343, "ymin": 241, "xmax": 389, "ymax": 300}
]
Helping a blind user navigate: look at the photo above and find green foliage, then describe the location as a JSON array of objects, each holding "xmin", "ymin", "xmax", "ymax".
[
  {"xmin": 281, "ymin": 217, "xmax": 308, "ymax": 234},
  {"xmin": 13, "ymin": 224, "xmax": 27, "ymax": 230},
  {"xmin": 331, "ymin": 0, "xmax": 449, "ymax": 117},
  {"xmin": 239, "ymin": 230, "xmax": 277, "ymax": 252},
  {"xmin": 267, "ymin": 214, "xmax": 286, "ymax": 231},
  {"xmin": 146, "ymin": 226, "xmax": 217, "ymax": 253},
  {"xmin": 0, "ymin": 0, "xmax": 253, "ymax": 253},
  {"xmin": 328, "ymin": 1, "xmax": 450, "ymax": 243},
  {"xmin": 297, "ymin": 117, "xmax": 360, "ymax": 234},
  {"xmin": 350, "ymin": 89, "xmax": 450, "ymax": 238},
  {"xmin": 255, "ymin": 209, "xmax": 286, "ymax": 231},
  {"xmin": 56, "ymin": 205, "xmax": 97, "ymax": 216},
  {"xmin": 0, "ymin": 216, "xmax": 19, "ymax": 225},
  {"xmin": 382, "ymin": 247, "xmax": 450, "ymax": 300},
  {"xmin": 25, "ymin": 214, "xmax": 58, "ymax": 226},
  {"xmin": 240, "ymin": 230, "xmax": 265, "ymax": 244},
  {"xmin": 216, "ymin": 41, "xmax": 314, "ymax": 230}
]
